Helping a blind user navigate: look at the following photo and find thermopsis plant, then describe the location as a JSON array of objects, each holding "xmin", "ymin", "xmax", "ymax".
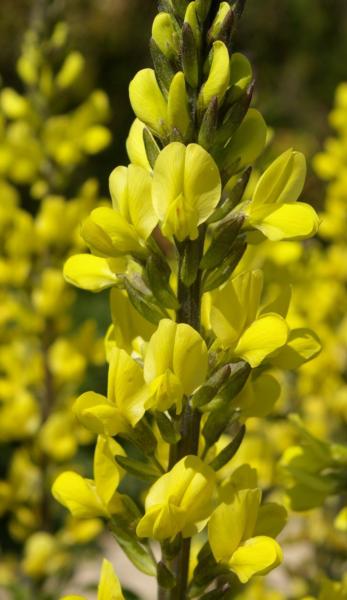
[{"xmin": 56, "ymin": 0, "xmax": 321, "ymax": 598}]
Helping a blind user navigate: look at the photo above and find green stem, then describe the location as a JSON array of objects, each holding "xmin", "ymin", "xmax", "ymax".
[{"xmin": 165, "ymin": 237, "xmax": 205, "ymax": 600}]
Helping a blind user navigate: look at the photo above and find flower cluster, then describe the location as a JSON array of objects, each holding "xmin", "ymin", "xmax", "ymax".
[{"xmin": 53, "ymin": 1, "xmax": 323, "ymax": 598}]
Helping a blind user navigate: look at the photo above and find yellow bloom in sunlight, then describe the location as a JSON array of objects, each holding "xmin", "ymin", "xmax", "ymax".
[
  {"xmin": 144, "ymin": 319, "xmax": 208, "ymax": 412},
  {"xmin": 209, "ymin": 269, "xmax": 288, "ymax": 367},
  {"xmin": 73, "ymin": 345, "xmax": 147, "ymax": 436},
  {"xmin": 208, "ymin": 487, "xmax": 284, "ymax": 583},
  {"xmin": 152, "ymin": 142, "xmax": 221, "ymax": 241},
  {"xmin": 244, "ymin": 149, "xmax": 319, "ymax": 241},
  {"xmin": 137, "ymin": 455, "xmax": 216, "ymax": 541},
  {"xmin": 52, "ymin": 435, "xmax": 125, "ymax": 519}
]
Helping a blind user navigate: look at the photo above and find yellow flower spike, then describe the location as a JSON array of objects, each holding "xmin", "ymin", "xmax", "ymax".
[
  {"xmin": 167, "ymin": 72, "xmax": 192, "ymax": 139},
  {"xmin": 224, "ymin": 108, "xmax": 267, "ymax": 170},
  {"xmin": 199, "ymin": 41, "xmax": 230, "ymax": 110},
  {"xmin": 81, "ymin": 207, "xmax": 146, "ymax": 258},
  {"xmin": 208, "ymin": 488, "xmax": 283, "ymax": 583},
  {"xmin": 109, "ymin": 163, "xmax": 157, "ymax": 240},
  {"xmin": 126, "ymin": 119, "xmax": 151, "ymax": 170},
  {"xmin": 64, "ymin": 254, "xmax": 123, "ymax": 292},
  {"xmin": 144, "ymin": 319, "xmax": 208, "ymax": 412},
  {"xmin": 152, "ymin": 142, "xmax": 221, "ymax": 241},
  {"xmin": 136, "ymin": 455, "xmax": 216, "ymax": 541},
  {"xmin": 129, "ymin": 68, "xmax": 168, "ymax": 137},
  {"xmin": 107, "ymin": 346, "xmax": 148, "ymax": 426}
]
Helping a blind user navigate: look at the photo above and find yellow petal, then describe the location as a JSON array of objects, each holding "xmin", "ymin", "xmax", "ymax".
[
  {"xmin": 73, "ymin": 391, "xmax": 129, "ymax": 436},
  {"xmin": 234, "ymin": 315, "xmax": 288, "ymax": 367},
  {"xmin": 126, "ymin": 119, "xmax": 151, "ymax": 170},
  {"xmin": 108, "ymin": 347, "xmax": 147, "ymax": 426},
  {"xmin": 81, "ymin": 207, "xmax": 144, "ymax": 257},
  {"xmin": 208, "ymin": 488, "xmax": 261, "ymax": 563},
  {"xmin": 228, "ymin": 535, "xmax": 283, "ymax": 583},
  {"xmin": 210, "ymin": 270, "xmax": 263, "ymax": 346},
  {"xmin": 270, "ymin": 327, "xmax": 321, "ymax": 370},
  {"xmin": 98, "ymin": 559, "xmax": 125, "ymax": 600},
  {"xmin": 172, "ymin": 322, "xmax": 208, "ymax": 394},
  {"xmin": 129, "ymin": 68, "xmax": 167, "ymax": 136},
  {"xmin": 52, "ymin": 472, "xmax": 108, "ymax": 518},
  {"xmin": 252, "ymin": 149, "xmax": 306, "ymax": 208},
  {"xmin": 199, "ymin": 41, "xmax": 230, "ymax": 109},
  {"xmin": 94, "ymin": 436, "xmax": 124, "ymax": 505},
  {"xmin": 63, "ymin": 255, "xmax": 121, "ymax": 292},
  {"xmin": 184, "ymin": 144, "xmax": 221, "ymax": 225},
  {"xmin": 224, "ymin": 108, "xmax": 266, "ymax": 170},
  {"xmin": 247, "ymin": 202, "xmax": 319, "ymax": 241},
  {"xmin": 167, "ymin": 72, "xmax": 192, "ymax": 139}
]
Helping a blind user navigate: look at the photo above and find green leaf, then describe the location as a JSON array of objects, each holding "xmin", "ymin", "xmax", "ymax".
[
  {"xmin": 181, "ymin": 22, "xmax": 199, "ymax": 88},
  {"xmin": 123, "ymin": 274, "xmax": 169, "ymax": 324},
  {"xmin": 155, "ymin": 411, "xmax": 181, "ymax": 444},
  {"xmin": 110, "ymin": 517, "xmax": 157, "ymax": 576},
  {"xmin": 178, "ymin": 235, "xmax": 204, "ymax": 286},
  {"xmin": 207, "ymin": 168, "xmax": 251, "ymax": 224},
  {"xmin": 192, "ymin": 364, "xmax": 231, "ymax": 409},
  {"xmin": 198, "ymin": 96, "xmax": 219, "ymax": 151},
  {"xmin": 157, "ymin": 561, "xmax": 176, "ymax": 589},
  {"xmin": 209, "ymin": 424, "xmax": 246, "ymax": 470},
  {"xmin": 202, "ymin": 403, "xmax": 239, "ymax": 447},
  {"xmin": 195, "ymin": 0, "xmax": 213, "ymax": 23},
  {"xmin": 150, "ymin": 38, "xmax": 175, "ymax": 97},
  {"xmin": 214, "ymin": 84, "xmax": 254, "ymax": 151},
  {"xmin": 200, "ymin": 215, "xmax": 244, "ymax": 270},
  {"xmin": 218, "ymin": 361, "xmax": 251, "ymax": 402},
  {"xmin": 143, "ymin": 127, "xmax": 160, "ymax": 169},
  {"xmin": 202, "ymin": 237, "xmax": 247, "ymax": 291},
  {"xmin": 116, "ymin": 455, "xmax": 162, "ymax": 481},
  {"xmin": 146, "ymin": 254, "xmax": 179, "ymax": 309},
  {"xmin": 131, "ymin": 418, "xmax": 158, "ymax": 455}
]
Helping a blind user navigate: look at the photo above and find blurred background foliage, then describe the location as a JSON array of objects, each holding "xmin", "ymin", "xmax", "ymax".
[{"xmin": 1, "ymin": 0, "xmax": 347, "ymax": 204}]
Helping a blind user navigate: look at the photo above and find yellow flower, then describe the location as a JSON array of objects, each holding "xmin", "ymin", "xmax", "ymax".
[
  {"xmin": 245, "ymin": 149, "xmax": 319, "ymax": 241},
  {"xmin": 144, "ymin": 319, "xmax": 208, "ymax": 412},
  {"xmin": 152, "ymin": 142, "xmax": 221, "ymax": 241},
  {"xmin": 137, "ymin": 455, "xmax": 216, "ymax": 540},
  {"xmin": 52, "ymin": 435, "xmax": 125, "ymax": 519},
  {"xmin": 208, "ymin": 487, "xmax": 284, "ymax": 583}
]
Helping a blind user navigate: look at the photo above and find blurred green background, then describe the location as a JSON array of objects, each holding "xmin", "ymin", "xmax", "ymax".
[{"xmin": 1, "ymin": 0, "xmax": 347, "ymax": 198}]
